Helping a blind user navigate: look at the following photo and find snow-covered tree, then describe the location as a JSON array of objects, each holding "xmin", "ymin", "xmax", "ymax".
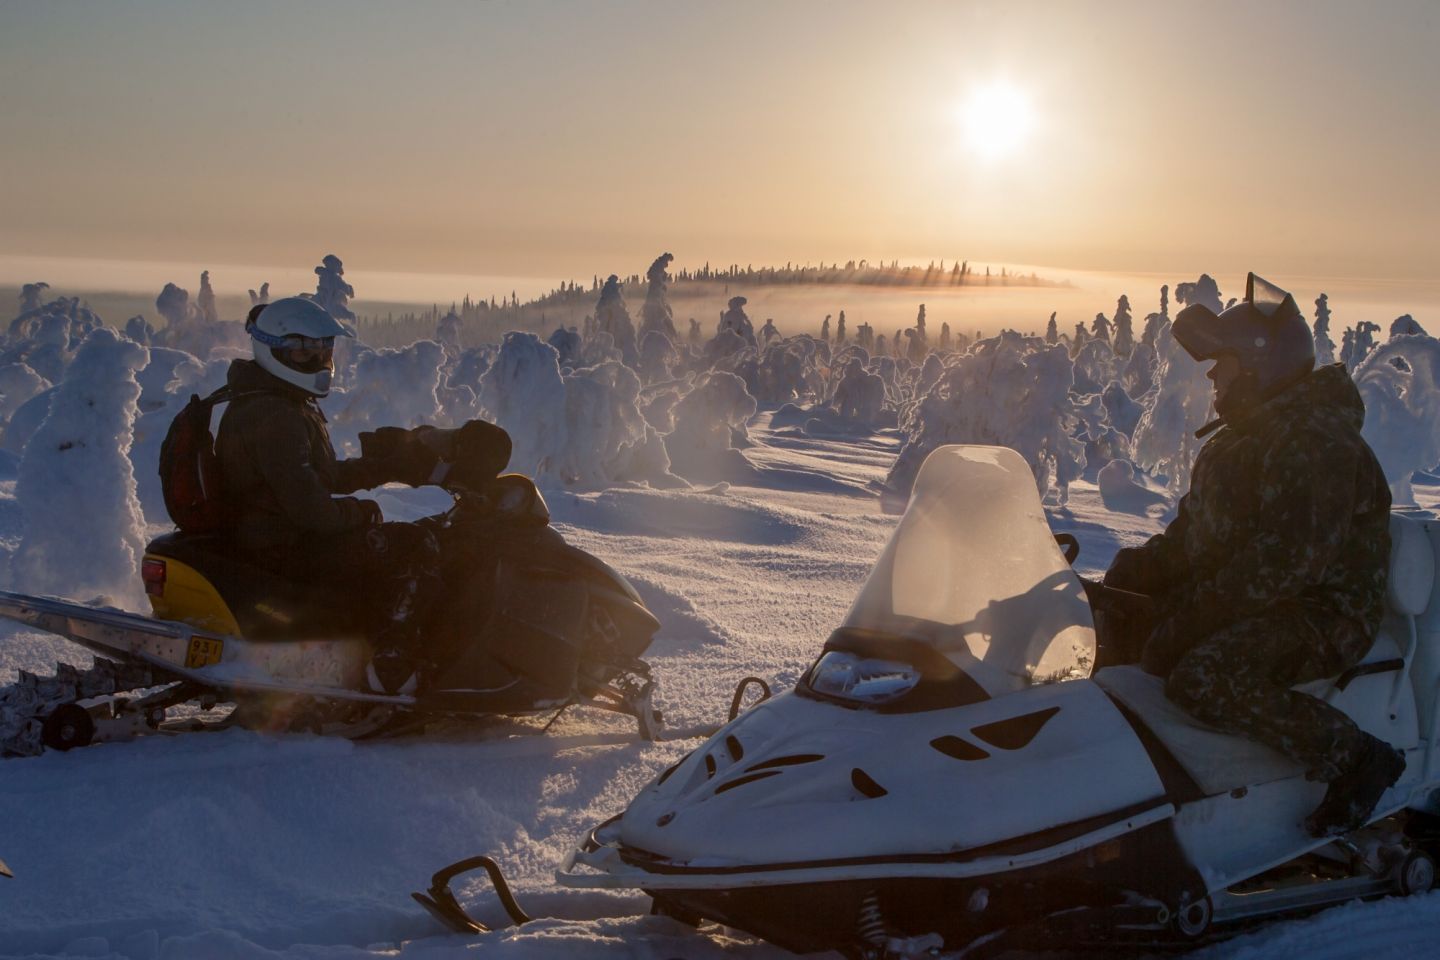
[
  {"xmin": 886, "ymin": 335, "xmax": 1085, "ymax": 506},
  {"xmin": 1090, "ymin": 312, "xmax": 1112, "ymax": 344},
  {"xmin": 1355, "ymin": 335, "xmax": 1440, "ymax": 505},
  {"xmin": 155, "ymin": 283, "xmax": 193, "ymax": 330},
  {"xmin": 1131, "ymin": 316, "xmax": 1214, "ymax": 495},
  {"xmin": 639, "ymin": 252, "xmax": 678, "ymax": 341},
  {"xmin": 9, "ymin": 328, "xmax": 149, "ymax": 608},
  {"xmin": 664, "ymin": 372, "xmax": 758, "ymax": 481},
  {"xmin": 478, "ymin": 332, "xmax": 567, "ymax": 481},
  {"xmin": 17, "ymin": 283, "xmax": 49, "ymax": 318},
  {"xmin": 313, "ymin": 254, "xmax": 355, "ymax": 322},
  {"xmin": 197, "ymin": 270, "xmax": 219, "ymax": 325},
  {"xmin": 1313, "ymin": 293, "xmax": 1336, "ymax": 365},
  {"xmin": 1391, "ymin": 314, "xmax": 1427, "ymax": 339},
  {"xmin": 718, "ymin": 296, "xmax": 756, "ymax": 347},
  {"xmin": 595, "ymin": 275, "xmax": 639, "ymax": 366},
  {"xmin": 1112, "ymin": 296, "xmax": 1134, "ymax": 356}
]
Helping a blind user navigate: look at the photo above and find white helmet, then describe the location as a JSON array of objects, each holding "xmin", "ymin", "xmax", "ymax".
[{"xmin": 247, "ymin": 296, "xmax": 355, "ymax": 396}]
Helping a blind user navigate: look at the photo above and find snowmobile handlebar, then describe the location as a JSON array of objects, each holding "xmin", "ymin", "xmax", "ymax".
[
  {"xmin": 1054, "ymin": 533, "xmax": 1080, "ymax": 564},
  {"xmin": 360, "ymin": 421, "xmax": 513, "ymax": 493},
  {"xmin": 437, "ymin": 473, "xmax": 551, "ymax": 527},
  {"xmin": 1080, "ymin": 578, "xmax": 1155, "ymax": 616}
]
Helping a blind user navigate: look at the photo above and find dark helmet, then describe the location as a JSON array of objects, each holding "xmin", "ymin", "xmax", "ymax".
[{"xmin": 1172, "ymin": 273, "xmax": 1314, "ymax": 414}]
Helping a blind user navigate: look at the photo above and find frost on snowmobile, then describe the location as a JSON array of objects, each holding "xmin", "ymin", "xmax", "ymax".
[
  {"xmin": 0, "ymin": 471, "xmax": 663, "ymax": 757},
  {"xmin": 556, "ymin": 444, "xmax": 1440, "ymax": 958}
]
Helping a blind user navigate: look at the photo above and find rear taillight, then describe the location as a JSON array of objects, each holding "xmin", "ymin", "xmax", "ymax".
[{"xmin": 141, "ymin": 558, "xmax": 167, "ymax": 597}]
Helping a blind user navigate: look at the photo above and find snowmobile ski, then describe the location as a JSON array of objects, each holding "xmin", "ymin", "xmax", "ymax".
[{"xmin": 411, "ymin": 856, "xmax": 533, "ymax": 935}]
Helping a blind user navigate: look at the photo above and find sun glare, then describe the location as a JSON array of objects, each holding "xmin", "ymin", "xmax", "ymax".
[{"xmin": 958, "ymin": 81, "xmax": 1036, "ymax": 161}]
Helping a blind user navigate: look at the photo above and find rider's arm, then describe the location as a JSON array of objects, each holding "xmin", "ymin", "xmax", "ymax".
[
  {"xmin": 1165, "ymin": 429, "xmax": 1363, "ymax": 638},
  {"xmin": 336, "ymin": 426, "xmax": 447, "ymax": 491},
  {"xmin": 253, "ymin": 414, "xmax": 378, "ymax": 533},
  {"xmin": 332, "ymin": 455, "xmax": 391, "ymax": 495},
  {"xmin": 1104, "ymin": 495, "xmax": 1193, "ymax": 595}
]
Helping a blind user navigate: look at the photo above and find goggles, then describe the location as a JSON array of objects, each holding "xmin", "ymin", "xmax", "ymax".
[{"xmin": 252, "ymin": 327, "xmax": 335, "ymax": 373}]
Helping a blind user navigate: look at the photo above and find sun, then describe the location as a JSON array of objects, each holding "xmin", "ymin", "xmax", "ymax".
[{"xmin": 958, "ymin": 81, "xmax": 1036, "ymax": 161}]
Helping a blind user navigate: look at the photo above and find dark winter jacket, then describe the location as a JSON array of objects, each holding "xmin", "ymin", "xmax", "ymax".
[
  {"xmin": 215, "ymin": 360, "xmax": 388, "ymax": 556},
  {"xmin": 1106, "ymin": 363, "xmax": 1392, "ymax": 676}
]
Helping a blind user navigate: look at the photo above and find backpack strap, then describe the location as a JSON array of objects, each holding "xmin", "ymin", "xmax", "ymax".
[{"xmin": 197, "ymin": 386, "xmax": 265, "ymax": 409}]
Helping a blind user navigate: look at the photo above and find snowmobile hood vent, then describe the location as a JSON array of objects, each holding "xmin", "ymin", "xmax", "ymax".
[{"xmin": 972, "ymin": 706, "xmax": 1060, "ymax": 750}]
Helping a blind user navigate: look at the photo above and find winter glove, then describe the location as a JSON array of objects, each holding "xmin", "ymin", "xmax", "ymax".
[
  {"xmin": 1104, "ymin": 547, "xmax": 1157, "ymax": 595},
  {"xmin": 445, "ymin": 420, "xmax": 512, "ymax": 490},
  {"xmin": 392, "ymin": 441, "xmax": 444, "ymax": 488},
  {"xmin": 335, "ymin": 496, "xmax": 383, "ymax": 530},
  {"xmin": 359, "ymin": 426, "xmax": 445, "ymax": 488}
]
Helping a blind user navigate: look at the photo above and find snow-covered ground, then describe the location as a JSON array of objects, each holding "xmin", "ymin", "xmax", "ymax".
[{"xmin": 2, "ymin": 413, "xmax": 1437, "ymax": 960}]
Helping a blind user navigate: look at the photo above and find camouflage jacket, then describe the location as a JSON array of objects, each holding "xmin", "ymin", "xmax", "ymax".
[{"xmin": 1106, "ymin": 364, "xmax": 1392, "ymax": 675}]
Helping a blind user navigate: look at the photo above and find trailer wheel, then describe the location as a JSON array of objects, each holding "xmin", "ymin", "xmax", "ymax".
[
  {"xmin": 41, "ymin": 703, "xmax": 95, "ymax": 752},
  {"xmin": 1398, "ymin": 851, "xmax": 1435, "ymax": 896},
  {"xmin": 1172, "ymin": 895, "xmax": 1213, "ymax": 939}
]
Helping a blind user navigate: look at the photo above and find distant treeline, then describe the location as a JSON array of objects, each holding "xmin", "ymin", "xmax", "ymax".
[{"xmin": 353, "ymin": 259, "xmax": 1058, "ymax": 347}]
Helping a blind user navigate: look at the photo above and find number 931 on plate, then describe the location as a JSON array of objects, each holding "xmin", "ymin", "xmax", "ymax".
[{"xmin": 185, "ymin": 636, "xmax": 225, "ymax": 668}]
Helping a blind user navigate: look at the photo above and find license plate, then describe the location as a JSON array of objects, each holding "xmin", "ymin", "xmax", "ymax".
[{"xmin": 185, "ymin": 636, "xmax": 225, "ymax": 668}]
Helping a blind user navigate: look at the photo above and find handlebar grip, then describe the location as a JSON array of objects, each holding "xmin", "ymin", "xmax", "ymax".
[{"xmin": 1054, "ymin": 533, "xmax": 1080, "ymax": 564}]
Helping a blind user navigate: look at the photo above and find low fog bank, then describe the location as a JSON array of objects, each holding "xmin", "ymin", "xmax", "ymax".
[{"xmin": 6, "ymin": 258, "xmax": 1435, "ymax": 350}]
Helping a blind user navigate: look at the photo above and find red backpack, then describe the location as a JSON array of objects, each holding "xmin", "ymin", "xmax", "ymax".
[{"xmin": 158, "ymin": 386, "xmax": 251, "ymax": 533}]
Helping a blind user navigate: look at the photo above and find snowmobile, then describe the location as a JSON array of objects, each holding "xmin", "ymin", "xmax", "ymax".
[
  {"xmin": 0, "ymin": 469, "xmax": 663, "ymax": 757},
  {"xmin": 541, "ymin": 444, "xmax": 1440, "ymax": 958}
]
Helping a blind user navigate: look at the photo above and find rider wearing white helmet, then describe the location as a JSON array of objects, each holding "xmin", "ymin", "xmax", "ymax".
[
  {"xmin": 245, "ymin": 295, "xmax": 353, "ymax": 397},
  {"xmin": 214, "ymin": 297, "xmax": 446, "ymax": 694}
]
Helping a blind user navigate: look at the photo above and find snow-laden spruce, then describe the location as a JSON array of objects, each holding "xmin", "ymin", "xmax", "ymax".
[{"xmin": 7, "ymin": 328, "xmax": 149, "ymax": 608}]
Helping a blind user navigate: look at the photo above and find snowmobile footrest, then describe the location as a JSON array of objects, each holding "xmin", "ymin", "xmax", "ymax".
[{"xmin": 412, "ymin": 855, "xmax": 532, "ymax": 934}]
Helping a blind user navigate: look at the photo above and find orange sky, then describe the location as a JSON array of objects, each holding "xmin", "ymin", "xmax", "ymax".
[{"xmin": 2, "ymin": 0, "xmax": 1436, "ymax": 288}]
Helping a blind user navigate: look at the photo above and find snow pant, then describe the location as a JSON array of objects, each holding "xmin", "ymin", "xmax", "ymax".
[
  {"xmin": 1163, "ymin": 606, "xmax": 1373, "ymax": 782},
  {"xmin": 260, "ymin": 521, "xmax": 443, "ymax": 658}
]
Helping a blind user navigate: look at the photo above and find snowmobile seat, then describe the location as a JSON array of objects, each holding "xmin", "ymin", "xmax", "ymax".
[
  {"xmin": 1099, "ymin": 634, "xmax": 1415, "ymax": 798},
  {"xmin": 145, "ymin": 532, "xmax": 367, "ymax": 641},
  {"xmin": 1096, "ymin": 665, "xmax": 1305, "ymax": 796},
  {"xmin": 1097, "ymin": 515, "xmax": 1434, "ymax": 797}
]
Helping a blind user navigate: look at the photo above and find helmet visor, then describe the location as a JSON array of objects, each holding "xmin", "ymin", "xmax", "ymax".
[
  {"xmin": 1171, "ymin": 303, "xmax": 1225, "ymax": 362},
  {"xmin": 273, "ymin": 334, "xmax": 335, "ymax": 374}
]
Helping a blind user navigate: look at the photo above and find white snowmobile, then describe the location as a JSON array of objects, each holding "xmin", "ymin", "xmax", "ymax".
[
  {"xmin": 544, "ymin": 444, "xmax": 1440, "ymax": 958},
  {"xmin": 0, "ymin": 470, "xmax": 663, "ymax": 757}
]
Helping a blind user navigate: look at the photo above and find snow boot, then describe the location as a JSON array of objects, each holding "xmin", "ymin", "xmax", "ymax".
[{"xmin": 1304, "ymin": 735, "xmax": 1406, "ymax": 838}]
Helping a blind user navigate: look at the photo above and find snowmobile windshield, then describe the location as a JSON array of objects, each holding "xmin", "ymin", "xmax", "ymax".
[{"xmin": 840, "ymin": 445, "xmax": 1095, "ymax": 696}]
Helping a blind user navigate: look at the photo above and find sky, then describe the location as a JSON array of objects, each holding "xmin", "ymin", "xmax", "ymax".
[{"xmin": 2, "ymin": 0, "xmax": 1437, "ymax": 299}]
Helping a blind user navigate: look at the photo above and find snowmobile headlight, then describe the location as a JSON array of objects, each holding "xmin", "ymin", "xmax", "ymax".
[{"xmin": 806, "ymin": 651, "xmax": 921, "ymax": 705}]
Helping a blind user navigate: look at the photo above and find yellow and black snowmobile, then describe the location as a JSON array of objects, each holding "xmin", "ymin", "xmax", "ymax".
[{"xmin": 0, "ymin": 470, "xmax": 662, "ymax": 756}]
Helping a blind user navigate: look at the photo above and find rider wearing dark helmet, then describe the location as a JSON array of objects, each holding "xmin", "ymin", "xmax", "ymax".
[
  {"xmin": 215, "ymin": 297, "xmax": 491, "ymax": 695},
  {"xmin": 1104, "ymin": 274, "xmax": 1401, "ymax": 838}
]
